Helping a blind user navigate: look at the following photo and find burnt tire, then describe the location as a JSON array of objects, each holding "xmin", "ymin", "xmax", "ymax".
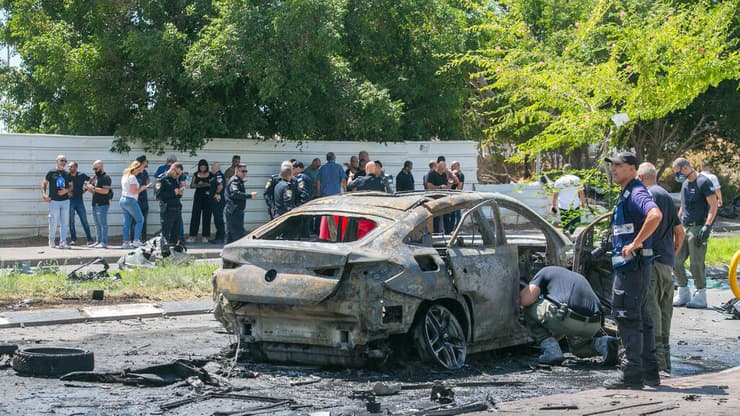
[
  {"xmin": 0, "ymin": 344, "xmax": 18, "ymax": 355},
  {"xmin": 413, "ymin": 304, "xmax": 467, "ymax": 370},
  {"xmin": 12, "ymin": 347, "xmax": 94, "ymax": 377}
]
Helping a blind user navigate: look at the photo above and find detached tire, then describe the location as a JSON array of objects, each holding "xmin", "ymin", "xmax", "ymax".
[{"xmin": 12, "ymin": 347, "xmax": 94, "ymax": 377}]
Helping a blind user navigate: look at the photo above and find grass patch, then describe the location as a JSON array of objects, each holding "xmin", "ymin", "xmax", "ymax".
[
  {"xmin": 705, "ymin": 236, "xmax": 740, "ymax": 266},
  {"xmin": 0, "ymin": 261, "xmax": 218, "ymax": 305}
]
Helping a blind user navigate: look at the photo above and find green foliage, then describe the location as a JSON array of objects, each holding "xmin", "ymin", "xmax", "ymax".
[
  {"xmin": 449, "ymin": 0, "xmax": 740, "ymax": 164},
  {"xmin": 704, "ymin": 236, "xmax": 740, "ymax": 267},
  {"xmin": 1, "ymin": 0, "xmax": 478, "ymax": 152}
]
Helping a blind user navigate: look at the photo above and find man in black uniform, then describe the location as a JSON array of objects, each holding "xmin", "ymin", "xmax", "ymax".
[
  {"xmin": 396, "ymin": 160, "xmax": 415, "ymax": 192},
  {"xmin": 603, "ymin": 152, "xmax": 663, "ymax": 389},
  {"xmin": 273, "ymin": 166, "xmax": 297, "ymax": 216},
  {"xmin": 347, "ymin": 161, "xmax": 386, "ymax": 192},
  {"xmin": 425, "ymin": 160, "xmax": 459, "ymax": 233},
  {"xmin": 292, "ymin": 161, "xmax": 314, "ymax": 206},
  {"xmin": 209, "ymin": 162, "xmax": 226, "ymax": 244},
  {"xmin": 520, "ymin": 266, "xmax": 619, "ymax": 366},
  {"xmin": 264, "ymin": 160, "xmax": 294, "ymax": 219},
  {"xmin": 225, "ymin": 164, "xmax": 257, "ymax": 243},
  {"xmin": 155, "ymin": 163, "xmax": 184, "ymax": 245}
]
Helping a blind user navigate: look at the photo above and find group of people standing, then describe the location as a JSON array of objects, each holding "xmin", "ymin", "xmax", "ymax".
[{"xmin": 522, "ymin": 152, "xmax": 719, "ymax": 391}]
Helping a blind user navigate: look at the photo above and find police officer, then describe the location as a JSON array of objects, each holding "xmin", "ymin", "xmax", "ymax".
[
  {"xmin": 264, "ymin": 160, "xmax": 294, "ymax": 219},
  {"xmin": 603, "ymin": 152, "xmax": 663, "ymax": 389},
  {"xmin": 225, "ymin": 164, "xmax": 257, "ymax": 244},
  {"xmin": 292, "ymin": 161, "xmax": 314, "ymax": 206},
  {"xmin": 209, "ymin": 162, "xmax": 226, "ymax": 244},
  {"xmin": 520, "ymin": 266, "xmax": 619, "ymax": 366},
  {"xmin": 155, "ymin": 163, "xmax": 184, "ymax": 245},
  {"xmin": 273, "ymin": 166, "xmax": 297, "ymax": 216},
  {"xmin": 347, "ymin": 161, "xmax": 386, "ymax": 192}
]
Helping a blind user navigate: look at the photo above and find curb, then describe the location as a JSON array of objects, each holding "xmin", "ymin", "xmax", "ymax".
[{"xmin": 0, "ymin": 300, "xmax": 213, "ymax": 329}]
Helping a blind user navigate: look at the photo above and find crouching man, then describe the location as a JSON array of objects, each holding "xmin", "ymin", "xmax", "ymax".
[{"xmin": 520, "ymin": 266, "xmax": 619, "ymax": 366}]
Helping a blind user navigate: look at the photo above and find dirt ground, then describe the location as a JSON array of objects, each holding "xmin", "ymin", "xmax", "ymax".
[{"xmin": 0, "ymin": 288, "xmax": 738, "ymax": 416}]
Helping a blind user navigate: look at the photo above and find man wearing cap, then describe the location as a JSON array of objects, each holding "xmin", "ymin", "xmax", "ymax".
[
  {"xmin": 225, "ymin": 163, "xmax": 257, "ymax": 243},
  {"xmin": 396, "ymin": 161, "xmax": 415, "ymax": 192},
  {"xmin": 132, "ymin": 155, "xmax": 151, "ymax": 241},
  {"xmin": 671, "ymin": 158, "xmax": 718, "ymax": 309},
  {"xmin": 603, "ymin": 151, "xmax": 662, "ymax": 389}
]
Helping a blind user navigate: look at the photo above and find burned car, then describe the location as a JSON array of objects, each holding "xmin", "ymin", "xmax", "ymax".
[{"xmin": 212, "ymin": 191, "xmax": 611, "ymax": 369}]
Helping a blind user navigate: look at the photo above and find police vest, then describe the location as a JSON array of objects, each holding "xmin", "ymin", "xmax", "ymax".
[{"xmin": 612, "ymin": 179, "xmax": 653, "ymax": 269}]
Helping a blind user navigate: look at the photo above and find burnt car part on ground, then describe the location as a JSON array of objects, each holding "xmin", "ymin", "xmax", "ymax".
[
  {"xmin": 66, "ymin": 257, "xmax": 121, "ymax": 281},
  {"xmin": 118, "ymin": 236, "xmax": 190, "ymax": 270},
  {"xmin": 11, "ymin": 346, "xmax": 94, "ymax": 377},
  {"xmin": 213, "ymin": 191, "xmax": 613, "ymax": 370}
]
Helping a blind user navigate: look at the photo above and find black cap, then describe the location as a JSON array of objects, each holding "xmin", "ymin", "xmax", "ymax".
[
  {"xmin": 403, "ymin": 160, "xmax": 413, "ymax": 168},
  {"xmin": 373, "ymin": 160, "xmax": 383, "ymax": 168},
  {"xmin": 135, "ymin": 155, "xmax": 147, "ymax": 163},
  {"xmin": 292, "ymin": 161, "xmax": 304, "ymax": 169},
  {"xmin": 605, "ymin": 151, "xmax": 638, "ymax": 167}
]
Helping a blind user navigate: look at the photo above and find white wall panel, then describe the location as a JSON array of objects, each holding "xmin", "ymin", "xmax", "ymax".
[{"xmin": 0, "ymin": 134, "xmax": 479, "ymax": 240}]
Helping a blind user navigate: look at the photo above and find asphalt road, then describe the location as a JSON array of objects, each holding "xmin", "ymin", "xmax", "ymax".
[{"xmin": 1, "ymin": 288, "xmax": 738, "ymax": 415}]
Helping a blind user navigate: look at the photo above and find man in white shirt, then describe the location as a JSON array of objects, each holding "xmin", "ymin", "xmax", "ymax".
[
  {"xmin": 700, "ymin": 162, "xmax": 723, "ymax": 207},
  {"xmin": 551, "ymin": 164, "xmax": 586, "ymax": 234}
]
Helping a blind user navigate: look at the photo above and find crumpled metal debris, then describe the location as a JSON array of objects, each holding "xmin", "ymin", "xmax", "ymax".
[
  {"xmin": 60, "ymin": 359, "xmax": 216, "ymax": 387},
  {"xmin": 67, "ymin": 257, "xmax": 121, "ymax": 281},
  {"xmin": 118, "ymin": 236, "xmax": 189, "ymax": 270},
  {"xmin": 430, "ymin": 380, "xmax": 455, "ymax": 404}
]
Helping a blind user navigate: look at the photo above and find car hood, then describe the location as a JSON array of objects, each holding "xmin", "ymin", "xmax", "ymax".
[{"xmin": 216, "ymin": 241, "xmax": 353, "ymax": 306}]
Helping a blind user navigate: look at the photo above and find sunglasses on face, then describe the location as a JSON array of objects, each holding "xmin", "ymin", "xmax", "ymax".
[{"xmin": 58, "ymin": 159, "xmax": 67, "ymax": 163}]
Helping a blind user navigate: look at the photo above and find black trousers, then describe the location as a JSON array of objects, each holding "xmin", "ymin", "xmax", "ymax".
[
  {"xmin": 211, "ymin": 198, "xmax": 225, "ymax": 241},
  {"xmin": 189, "ymin": 196, "xmax": 212, "ymax": 237},
  {"xmin": 161, "ymin": 210, "xmax": 180, "ymax": 245},
  {"xmin": 612, "ymin": 258, "xmax": 658, "ymax": 382},
  {"xmin": 225, "ymin": 209, "xmax": 245, "ymax": 244}
]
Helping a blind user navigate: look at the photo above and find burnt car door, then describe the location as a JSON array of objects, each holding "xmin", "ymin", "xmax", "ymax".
[
  {"xmin": 445, "ymin": 200, "xmax": 525, "ymax": 347},
  {"xmin": 572, "ymin": 211, "xmax": 614, "ymax": 313}
]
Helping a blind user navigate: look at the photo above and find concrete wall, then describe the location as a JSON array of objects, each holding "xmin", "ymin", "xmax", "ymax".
[{"xmin": 0, "ymin": 134, "xmax": 480, "ymax": 240}]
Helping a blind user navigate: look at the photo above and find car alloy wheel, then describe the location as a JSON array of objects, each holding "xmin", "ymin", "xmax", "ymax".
[{"xmin": 414, "ymin": 304, "xmax": 467, "ymax": 369}]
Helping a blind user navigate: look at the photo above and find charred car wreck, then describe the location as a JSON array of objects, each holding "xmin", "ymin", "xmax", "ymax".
[{"xmin": 212, "ymin": 191, "xmax": 611, "ymax": 369}]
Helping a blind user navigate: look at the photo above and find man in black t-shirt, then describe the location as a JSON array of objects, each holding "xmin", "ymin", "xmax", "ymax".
[
  {"xmin": 425, "ymin": 161, "xmax": 459, "ymax": 233},
  {"xmin": 67, "ymin": 161, "xmax": 93, "ymax": 245},
  {"xmin": 396, "ymin": 161, "xmax": 415, "ymax": 192},
  {"xmin": 519, "ymin": 266, "xmax": 618, "ymax": 366},
  {"xmin": 85, "ymin": 160, "xmax": 112, "ymax": 248},
  {"xmin": 41, "ymin": 155, "xmax": 73, "ymax": 248},
  {"xmin": 671, "ymin": 157, "xmax": 718, "ymax": 309}
]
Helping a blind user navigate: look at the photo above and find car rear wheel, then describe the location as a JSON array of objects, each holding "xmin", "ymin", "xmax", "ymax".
[{"xmin": 413, "ymin": 304, "xmax": 467, "ymax": 369}]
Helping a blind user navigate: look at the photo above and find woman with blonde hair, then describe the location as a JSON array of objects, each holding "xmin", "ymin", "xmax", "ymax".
[{"xmin": 120, "ymin": 160, "xmax": 149, "ymax": 249}]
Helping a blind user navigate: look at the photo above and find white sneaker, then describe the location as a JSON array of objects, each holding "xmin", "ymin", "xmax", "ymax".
[
  {"xmin": 49, "ymin": 240, "xmax": 56, "ymax": 248},
  {"xmin": 87, "ymin": 242, "xmax": 99, "ymax": 248},
  {"xmin": 99, "ymin": 243, "xmax": 108, "ymax": 249},
  {"xmin": 686, "ymin": 289, "xmax": 707, "ymax": 309},
  {"xmin": 673, "ymin": 286, "xmax": 691, "ymax": 307},
  {"xmin": 121, "ymin": 242, "xmax": 133, "ymax": 249},
  {"xmin": 59, "ymin": 242, "xmax": 70, "ymax": 249},
  {"xmin": 132, "ymin": 240, "xmax": 144, "ymax": 248}
]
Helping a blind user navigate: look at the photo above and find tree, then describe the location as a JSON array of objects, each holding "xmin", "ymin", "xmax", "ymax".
[{"xmin": 450, "ymin": 0, "xmax": 740, "ymax": 169}]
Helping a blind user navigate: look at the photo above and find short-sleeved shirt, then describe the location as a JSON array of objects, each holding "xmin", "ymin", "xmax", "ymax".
[
  {"xmin": 136, "ymin": 170, "xmax": 149, "ymax": 202},
  {"xmin": 303, "ymin": 166, "xmax": 320, "ymax": 182},
  {"xmin": 317, "ymin": 161, "xmax": 346, "ymax": 196},
  {"xmin": 620, "ymin": 179, "xmax": 659, "ymax": 250},
  {"xmin": 451, "ymin": 171, "xmax": 465, "ymax": 190},
  {"xmin": 274, "ymin": 178, "xmax": 297, "ymax": 215},
  {"xmin": 45, "ymin": 170, "xmax": 71, "ymax": 202},
  {"xmin": 91, "ymin": 172, "xmax": 112, "ymax": 206},
  {"xmin": 554, "ymin": 174, "xmax": 582, "ymax": 210},
  {"xmin": 70, "ymin": 172, "xmax": 90, "ymax": 200},
  {"xmin": 699, "ymin": 171, "xmax": 721, "ymax": 190},
  {"xmin": 193, "ymin": 172, "xmax": 213, "ymax": 199},
  {"xmin": 530, "ymin": 266, "xmax": 602, "ymax": 317},
  {"xmin": 426, "ymin": 170, "xmax": 448, "ymax": 188},
  {"xmin": 396, "ymin": 170, "xmax": 414, "ymax": 192},
  {"xmin": 348, "ymin": 174, "xmax": 385, "ymax": 192},
  {"xmin": 648, "ymin": 184, "xmax": 681, "ymax": 267},
  {"xmin": 210, "ymin": 170, "xmax": 225, "ymax": 199},
  {"xmin": 680, "ymin": 175, "xmax": 715, "ymax": 225}
]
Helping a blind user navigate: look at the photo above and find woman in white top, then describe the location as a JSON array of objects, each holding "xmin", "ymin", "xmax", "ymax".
[{"xmin": 120, "ymin": 161, "xmax": 149, "ymax": 249}]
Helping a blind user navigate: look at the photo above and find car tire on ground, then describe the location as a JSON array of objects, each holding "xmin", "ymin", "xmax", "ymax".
[
  {"xmin": 12, "ymin": 347, "xmax": 94, "ymax": 377},
  {"xmin": 413, "ymin": 304, "xmax": 467, "ymax": 370},
  {"xmin": 0, "ymin": 344, "xmax": 19, "ymax": 355}
]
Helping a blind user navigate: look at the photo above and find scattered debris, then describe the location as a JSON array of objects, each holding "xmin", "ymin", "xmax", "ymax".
[
  {"xmin": 683, "ymin": 394, "xmax": 701, "ymax": 401},
  {"xmin": 118, "ymin": 236, "xmax": 189, "ymax": 270},
  {"xmin": 161, "ymin": 390, "xmax": 294, "ymax": 412},
  {"xmin": 290, "ymin": 375, "xmax": 321, "ymax": 386},
  {"xmin": 373, "ymin": 381, "xmax": 401, "ymax": 396},
  {"xmin": 430, "ymin": 380, "xmax": 455, "ymax": 404},
  {"xmin": 67, "ymin": 257, "xmax": 120, "ymax": 281},
  {"xmin": 719, "ymin": 298, "xmax": 740, "ymax": 319},
  {"xmin": 61, "ymin": 359, "xmax": 215, "ymax": 387},
  {"xmin": 638, "ymin": 405, "xmax": 679, "ymax": 415},
  {"xmin": 12, "ymin": 346, "xmax": 94, "ymax": 377},
  {"xmin": 6, "ymin": 299, "xmax": 36, "ymax": 310},
  {"xmin": 418, "ymin": 401, "xmax": 489, "ymax": 416},
  {"xmin": 582, "ymin": 401, "xmax": 663, "ymax": 416},
  {"xmin": 540, "ymin": 404, "xmax": 578, "ymax": 410}
]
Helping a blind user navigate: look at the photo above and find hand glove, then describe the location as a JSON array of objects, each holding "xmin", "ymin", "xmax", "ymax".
[{"xmin": 695, "ymin": 224, "xmax": 711, "ymax": 246}]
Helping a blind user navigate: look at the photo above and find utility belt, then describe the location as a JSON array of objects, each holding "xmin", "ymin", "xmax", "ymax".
[
  {"xmin": 544, "ymin": 297, "xmax": 602, "ymax": 324},
  {"xmin": 682, "ymin": 221, "xmax": 705, "ymax": 227},
  {"xmin": 611, "ymin": 248, "xmax": 653, "ymax": 267}
]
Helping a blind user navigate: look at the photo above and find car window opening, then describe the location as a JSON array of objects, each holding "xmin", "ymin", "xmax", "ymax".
[{"xmin": 259, "ymin": 215, "xmax": 378, "ymax": 243}]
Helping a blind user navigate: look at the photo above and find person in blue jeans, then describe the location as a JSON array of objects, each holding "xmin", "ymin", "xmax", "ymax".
[
  {"xmin": 41, "ymin": 155, "xmax": 73, "ymax": 249},
  {"xmin": 86, "ymin": 160, "xmax": 112, "ymax": 248},
  {"xmin": 120, "ymin": 160, "xmax": 149, "ymax": 249},
  {"xmin": 67, "ymin": 161, "xmax": 94, "ymax": 245}
]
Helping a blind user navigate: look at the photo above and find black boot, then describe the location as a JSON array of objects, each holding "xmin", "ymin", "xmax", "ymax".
[{"xmin": 603, "ymin": 371, "xmax": 643, "ymax": 390}]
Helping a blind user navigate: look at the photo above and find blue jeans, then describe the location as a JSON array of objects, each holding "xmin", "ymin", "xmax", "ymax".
[
  {"xmin": 69, "ymin": 198, "xmax": 93, "ymax": 241},
  {"xmin": 48, "ymin": 200, "xmax": 70, "ymax": 244},
  {"xmin": 120, "ymin": 197, "xmax": 144, "ymax": 242},
  {"xmin": 93, "ymin": 204, "xmax": 109, "ymax": 244}
]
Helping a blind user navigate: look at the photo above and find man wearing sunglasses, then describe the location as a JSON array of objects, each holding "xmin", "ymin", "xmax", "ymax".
[
  {"xmin": 41, "ymin": 155, "xmax": 73, "ymax": 248},
  {"xmin": 225, "ymin": 164, "xmax": 257, "ymax": 243}
]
